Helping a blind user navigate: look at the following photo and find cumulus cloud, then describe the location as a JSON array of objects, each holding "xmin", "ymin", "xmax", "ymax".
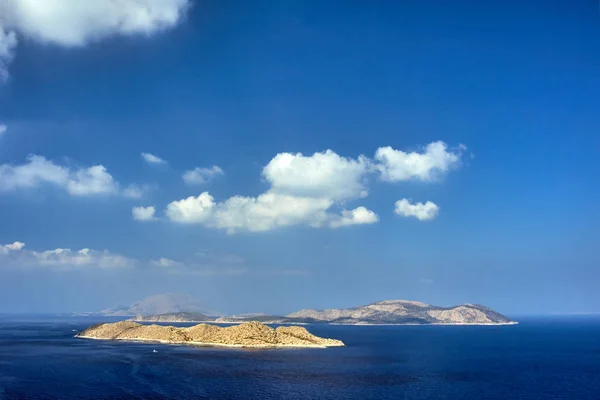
[
  {"xmin": 394, "ymin": 199, "xmax": 439, "ymax": 221},
  {"xmin": 141, "ymin": 152, "xmax": 167, "ymax": 165},
  {"xmin": 132, "ymin": 205, "xmax": 156, "ymax": 221},
  {"xmin": 164, "ymin": 142, "xmax": 467, "ymax": 232},
  {"xmin": 166, "ymin": 191, "xmax": 333, "ymax": 232},
  {"xmin": 0, "ymin": 241, "xmax": 25, "ymax": 254},
  {"xmin": 0, "ymin": 0, "xmax": 190, "ymax": 80},
  {"xmin": 66, "ymin": 165, "xmax": 118, "ymax": 196},
  {"xmin": 0, "ymin": 155, "xmax": 118, "ymax": 196},
  {"xmin": 166, "ymin": 148, "xmax": 380, "ymax": 233},
  {"xmin": 166, "ymin": 191, "xmax": 379, "ymax": 233},
  {"xmin": 375, "ymin": 141, "xmax": 464, "ymax": 182},
  {"xmin": 263, "ymin": 150, "xmax": 370, "ymax": 201},
  {"xmin": 330, "ymin": 206, "xmax": 379, "ymax": 228},
  {"xmin": 182, "ymin": 166, "xmax": 224, "ymax": 185},
  {"xmin": 0, "ymin": 124, "xmax": 7, "ymax": 135},
  {"xmin": 0, "ymin": 155, "xmax": 150, "ymax": 198},
  {"xmin": 0, "ymin": 241, "xmax": 135, "ymax": 269}
]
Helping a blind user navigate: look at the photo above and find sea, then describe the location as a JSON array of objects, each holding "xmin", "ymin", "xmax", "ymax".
[{"xmin": 0, "ymin": 316, "xmax": 599, "ymax": 399}]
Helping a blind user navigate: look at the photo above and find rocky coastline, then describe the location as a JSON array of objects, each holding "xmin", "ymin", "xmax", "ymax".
[{"xmin": 75, "ymin": 321, "xmax": 345, "ymax": 348}]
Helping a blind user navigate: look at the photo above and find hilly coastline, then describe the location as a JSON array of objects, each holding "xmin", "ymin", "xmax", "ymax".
[{"xmin": 131, "ymin": 299, "xmax": 516, "ymax": 325}]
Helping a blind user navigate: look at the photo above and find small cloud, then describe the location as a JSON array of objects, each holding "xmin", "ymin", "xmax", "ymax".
[
  {"xmin": 123, "ymin": 183, "xmax": 154, "ymax": 199},
  {"xmin": 420, "ymin": 278, "xmax": 434, "ymax": 285},
  {"xmin": 141, "ymin": 152, "xmax": 167, "ymax": 165},
  {"xmin": 182, "ymin": 166, "xmax": 224, "ymax": 185},
  {"xmin": 6, "ymin": 241, "xmax": 25, "ymax": 250},
  {"xmin": 0, "ymin": 29, "xmax": 17, "ymax": 82},
  {"xmin": 150, "ymin": 257, "xmax": 182, "ymax": 268},
  {"xmin": 330, "ymin": 206, "xmax": 379, "ymax": 228},
  {"xmin": 394, "ymin": 199, "xmax": 439, "ymax": 221},
  {"xmin": 375, "ymin": 141, "xmax": 465, "ymax": 182},
  {"xmin": 0, "ymin": 241, "xmax": 25, "ymax": 254},
  {"xmin": 0, "ymin": 124, "xmax": 7, "ymax": 135},
  {"xmin": 132, "ymin": 206, "xmax": 156, "ymax": 221}
]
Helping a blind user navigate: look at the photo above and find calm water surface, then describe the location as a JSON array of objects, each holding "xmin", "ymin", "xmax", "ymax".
[{"xmin": 0, "ymin": 316, "xmax": 598, "ymax": 399}]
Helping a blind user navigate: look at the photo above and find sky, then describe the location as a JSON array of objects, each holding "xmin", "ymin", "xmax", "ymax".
[{"xmin": 0, "ymin": 0, "xmax": 598, "ymax": 316}]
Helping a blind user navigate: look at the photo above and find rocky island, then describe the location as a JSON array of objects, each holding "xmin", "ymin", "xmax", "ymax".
[
  {"xmin": 75, "ymin": 321, "xmax": 345, "ymax": 348},
  {"xmin": 130, "ymin": 299, "xmax": 517, "ymax": 325},
  {"xmin": 286, "ymin": 300, "xmax": 517, "ymax": 325}
]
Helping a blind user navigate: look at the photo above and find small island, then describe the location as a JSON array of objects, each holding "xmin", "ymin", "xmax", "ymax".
[{"xmin": 75, "ymin": 321, "xmax": 345, "ymax": 348}]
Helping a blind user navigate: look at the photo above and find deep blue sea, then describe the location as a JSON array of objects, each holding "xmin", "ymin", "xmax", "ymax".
[{"xmin": 0, "ymin": 316, "xmax": 599, "ymax": 399}]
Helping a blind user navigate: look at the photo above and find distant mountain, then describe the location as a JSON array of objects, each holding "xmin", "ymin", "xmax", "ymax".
[
  {"xmin": 286, "ymin": 300, "xmax": 516, "ymax": 325},
  {"xmin": 127, "ymin": 299, "xmax": 516, "ymax": 325},
  {"xmin": 133, "ymin": 312, "xmax": 215, "ymax": 322},
  {"xmin": 80, "ymin": 294, "xmax": 212, "ymax": 317}
]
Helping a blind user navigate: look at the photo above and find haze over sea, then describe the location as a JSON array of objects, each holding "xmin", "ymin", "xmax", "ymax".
[{"xmin": 1, "ymin": 316, "xmax": 598, "ymax": 399}]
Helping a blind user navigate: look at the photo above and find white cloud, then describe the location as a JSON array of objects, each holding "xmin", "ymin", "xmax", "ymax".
[
  {"xmin": 165, "ymin": 149, "xmax": 378, "ymax": 232},
  {"xmin": 394, "ymin": 199, "xmax": 439, "ymax": 221},
  {"xmin": 0, "ymin": 28, "xmax": 17, "ymax": 82},
  {"xmin": 375, "ymin": 141, "xmax": 464, "ymax": 182},
  {"xmin": 263, "ymin": 150, "xmax": 370, "ymax": 201},
  {"xmin": 0, "ymin": 241, "xmax": 135, "ymax": 269},
  {"xmin": 0, "ymin": 155, "xmax": 118, "ymax": 196},
  {"xmin": 0, "ymin": 124, "xmax": 7, "ymax": 135},
  {"xmin": 32, "ymin": 248, "xmax": 134, "ymax": 268},
  {"xmin": 165, "ymin": 191, "xmax": 378, "ymax": 233},
  {"xmin": 65, "ymin": 165, "xmax": 118, "ymax": 196},
  {"xmin": 132, "ymin": 205, "xmax": 156, "ymax": 221},
  {"xmin": 123, "ymin": 183, "xmax": 152, "ymax": 199},
  {"xmin": 141, "ymin": 152, "xmax": 167, "ymax": 165},
  {"xmin": 150, "ymin": 257, "xmax": 181, "ymax": 268},
  {"xmin": 0, "ymin": 155, "xmax": 151, "ymax": 198},
  {"xmin": 0, "ymin": 241, "xmax": 25, "ymax": 255},
  {"xmin": 0, "ymin": 0, "xmax": 190, "ymax": 80},
  {"xmin": 211, "ymin": 192, "xmax": 333, "ymax": 232},
  {"xmin": 123, "ymin": 185, "xmax": 144, "ymax": 199},
  {"xmin": 164, "ymin": 142, "xmax": 467, "ymax": 232},
  {"xmin": 165, "ymin": 192, "xmax": 216, "ymax": 224},
  {"xmin": 182, "ymin": 166, "xmax": 224, "ymax": 185},
  {"xmin": 330, "ymin": 206, "xmax": 379, "ymax": 228},
  {"xmin": 0, "ymin": 241, "xmax": 249, "ymax": 275}
]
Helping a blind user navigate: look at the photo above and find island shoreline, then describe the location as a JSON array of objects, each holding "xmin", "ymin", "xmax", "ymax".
[{"xmin": 75, "ymin": 335, "xmax": 332, "ymax": 348}]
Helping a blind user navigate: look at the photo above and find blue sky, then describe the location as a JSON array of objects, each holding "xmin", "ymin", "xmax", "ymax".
[{"xmin": 0, "ymin": 0, "xmax": 598, "ymax": 315}]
